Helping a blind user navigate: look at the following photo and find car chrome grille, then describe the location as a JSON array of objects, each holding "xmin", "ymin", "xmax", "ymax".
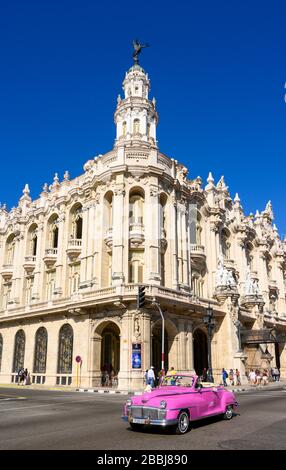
[{"xmin": 130, "ymin": 406, "xmax": 166, "ymax": 420}]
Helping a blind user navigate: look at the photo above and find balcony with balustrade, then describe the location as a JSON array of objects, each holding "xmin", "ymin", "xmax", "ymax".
[
  {"xmin": 43, "ymin": 248, "xmax": 58, "ymax": 267},
  {"xmin": 66, "ymin": 238, "xmax": 82, "ymax": 262},
  {"xmin": 190, "ymin": 244, "xmax": 206, "ymax": 263},
  {"xmin": 1, "ymin": 264, "xmax": 13, "ymax": 282},
  {"xmin": 129, "ymin": 217, "xmax": 145, "ymax": 247},
  {"xmin": 23, "ymin": 256, "xmax": 36, "ymax": 274}
]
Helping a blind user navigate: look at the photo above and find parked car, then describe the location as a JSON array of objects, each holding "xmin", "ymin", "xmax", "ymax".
[{"xmin": 122, "ymin": 373, "xmax": 238, "ymax": 434}]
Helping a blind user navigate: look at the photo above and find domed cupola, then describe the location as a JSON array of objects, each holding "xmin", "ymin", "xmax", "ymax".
[{"xmin": 114, "ymin": 42, "xmax": 158, "ymax": 149}]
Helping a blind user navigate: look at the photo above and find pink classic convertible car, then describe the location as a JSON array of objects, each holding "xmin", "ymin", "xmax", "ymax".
[{"xmin": 122, "ymin": 374, "xmax": 238, "ymax": 434}]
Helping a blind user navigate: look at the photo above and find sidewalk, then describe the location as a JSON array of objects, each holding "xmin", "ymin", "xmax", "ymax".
[
  {"xmin": 228, "ymin": 379, "xmax": 286, "ymax": 393},
  {"xmin": 1, "ymin": 380, "xmax": 285, "ymax": 395},
  {"xmin": 0, "ymin": 382, "xmax": 129, "ymax": 394}
]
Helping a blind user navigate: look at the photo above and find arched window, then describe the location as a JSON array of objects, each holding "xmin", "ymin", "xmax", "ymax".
[
  {"xmin": 104, "ymin": 192, "xmax": 113, "ymax": 228},
  {"xmin": 57, "ymin": 324, "xmax": 73, "ymax": 374},
  {"xmin": 27, "ymin": 225, "xmax": 38, "ymax": 257},
  {"xmin": 71, "ymin": 206, "xmax": 83, "ymax": 240},
  {"xmin": 33, "ymin": 327, "xmax": 48, "ymax": 373},
  {"xmin": 48, "ymin": 216, "xmax": 59, "ymax": 249},
  {"xmin": 122, "ymin": 121, "xmax": 127, "ymax": 137},
  {"xmin": 133, "ymin": 119, "xmax": 140, "ymax": 134},
  {"xmin": 129, "ymin": 192, "xmax": 144, "ymax": 224},
  {"xmin": 5, "ymin": 235, "xmax": 16, "ymax": 265},
  {"xmin": 13, "ymin": 330, "xmax": 25, "ymax": 372},
  {"xmin": 0, "ymin": 334, "xmax": 3, "ymax": 371},
  {"xmin": 32, "ymin": 234, "xmax": 38, "ymax": 256}
]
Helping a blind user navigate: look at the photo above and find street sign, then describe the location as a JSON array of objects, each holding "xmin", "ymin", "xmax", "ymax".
[{"xmin": 75, "ymin": 355, "xmax": 82, "ymax": 363}]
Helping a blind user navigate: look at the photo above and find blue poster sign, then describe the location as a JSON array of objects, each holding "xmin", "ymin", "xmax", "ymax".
[{"xmin": 132, "ymin": 343, "xmax": 142, "ymax": 369}]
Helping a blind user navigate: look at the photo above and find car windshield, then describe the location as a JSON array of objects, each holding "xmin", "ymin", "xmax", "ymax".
[{"xmin": 161, "ymin": 375, "xmax": 194, "ymax": 387}]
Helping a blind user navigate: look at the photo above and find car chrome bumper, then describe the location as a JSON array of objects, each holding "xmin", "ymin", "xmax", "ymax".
[{"xmin": 122, "ymin": 415, "xmax": 178, "ymax": 427}]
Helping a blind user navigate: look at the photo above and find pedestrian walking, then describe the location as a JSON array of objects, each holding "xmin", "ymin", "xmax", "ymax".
[
  {"xmin": 248, "ymin": 369, "xmax": 256, "ymax": 386},
  {"xmin": 256, "ymin": 369, "xmax": 262, "ymax": 387},
  {"xmin": 271, "ymin": 367, "xmax": 280, "ymax": 382},
  {"xmin": 17, "ymin": 367, "xmax": 25, "ymax": 385},
  {"xmin": 235, "ymin": 369, "xmax": 241, "ymax": 386},
  {"xmin": 262, "ymin": 369, "xmax": 269, "ymax": 386},
  {"xmin": 144, "ymin": 369, "xmax": 148, "ymax": 386},
  {"xmin": 221, "ymin": 368, "xmax": 228, "ymax": 387},
  {"xmin": 146, "ymin": 366, "xmax": 155, "ymax": 388},
  {"xmin": 229, "ymin": 369, "xmax": 235, "ymax": 386}
]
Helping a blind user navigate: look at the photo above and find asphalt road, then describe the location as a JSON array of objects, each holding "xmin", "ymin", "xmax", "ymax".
[{"xmin": 0, "ymin": 386, "xmax": 285, "ymax": 450}]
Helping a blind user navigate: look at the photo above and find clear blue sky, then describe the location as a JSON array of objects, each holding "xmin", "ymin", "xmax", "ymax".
[{"xmin": 0, "ymin": 0, "xmax": 285, "ymax": 236}]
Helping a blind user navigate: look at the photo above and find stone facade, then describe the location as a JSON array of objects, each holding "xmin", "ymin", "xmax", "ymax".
[{"xmin": 0, "ymin": 61, "xmax": 286, "ymax": 389}]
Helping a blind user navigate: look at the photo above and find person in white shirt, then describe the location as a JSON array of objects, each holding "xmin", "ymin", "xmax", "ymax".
[
  {"xmin": 248, "ymin": 369, "xmax": 256, "ymax": 386},
  {"xmin": 147, "ymin": 366, "xmax": 155, "ymax": 388}
]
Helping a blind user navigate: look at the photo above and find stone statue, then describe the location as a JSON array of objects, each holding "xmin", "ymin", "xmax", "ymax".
[
  {"xmin": 132, "ymin": 39, "xmax": 149, "ymax": 64},
  {"xmin": 215, "ymin": 254, "xmax": 225, "ymax": 286},
  {"xmin": 245, "ymin": 269, "xmax": 260, "ymax": 295},
  {"xmin": 244, "ymin": 269, "xmax": 252, "ymax": 295},
  {"xmin": 226, "ymin": 270, "xmax": 236, "ymax": 287},
  {"xmin": 215, "ymin": 254, "xmax": 236, "ymax": 287}
]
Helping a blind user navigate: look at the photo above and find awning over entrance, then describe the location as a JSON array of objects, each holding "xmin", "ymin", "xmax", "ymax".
[{"xmin": 241, "ymin": 329, "xmax": 277, "ymax": 344}]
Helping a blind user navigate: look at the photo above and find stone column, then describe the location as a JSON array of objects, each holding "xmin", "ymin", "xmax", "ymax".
[
  {"xmin": 185, "ymin": 320, "xmax": 194, "ymax": 372},
  {"xmin": 55, "ymin": 211, "xmax": 66, "ymax": 297},
  {"xmin": 86, "ymin": 204, "xmax": 96, "ymax": 284},
  {"xmin": 32, "ymin": 222, "xmax": 44, "ymax": 301},
  {"xmin": 93, "ymin": 193, "xmax": 102, "ymax": 287},
  {"xmin": 170, "ymin": 195, "xmax": 179, "ymax": 290},
  {"xmin": 79, "ymin": 204, "xmax": 90, "ymax": 288},
  {"xmin": 205, "ymin": 222, "xmax": 219, "ymax": 297},
  {"xmin": 257, "ymin": 249, "xmax": 269, "ymax": 309},
  {"xmin": 178, "ymin": 319, "xmax": 187, "ymax": 371},
  {"xmin": 118, "ymin": 310, "xmax": 132, "ymax": 390},
  {"xmin": 145, "ymin": 183, "xmax": 160, "ymax": 284},
  {"xmin": 177, "ymin": 205, "xmax": 183, "ymax": 285},
  {"xmin": 111, "ymin": 182, "xmax": 125, "ymax": 285},
  {"xmin": 10, "ymin": 233, "xmax": 24, "ymax": 305},
  {"xmin": 142, "ymin": 311, "xmax": 152, "ymax": 372},
  {"xmin": 45, "ymin": 323, "xmax": 60, "ymax": 386}
]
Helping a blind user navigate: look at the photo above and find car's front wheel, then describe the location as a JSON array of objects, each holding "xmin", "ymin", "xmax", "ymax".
[
  {"xmin": 223, "ymin": 405, "xmax": 233, "ymax": 420},
  {"xmin": 175, "ymin": 410, "xmax": 190, "ymax": 434}
]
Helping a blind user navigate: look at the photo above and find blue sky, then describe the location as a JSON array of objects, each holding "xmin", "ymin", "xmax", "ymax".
[{"xmin": 0, "ymin": 0, "xmax": 285, "ymax": 236}]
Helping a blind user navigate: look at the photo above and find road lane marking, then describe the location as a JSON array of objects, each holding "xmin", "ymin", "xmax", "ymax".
[
  {"xmin": 0, "ymin": 393, "xmax": 27, "ymax": 401},
  {"xmin": 0, "ymin": 396, "xmax": 122, "ymax": 412}
]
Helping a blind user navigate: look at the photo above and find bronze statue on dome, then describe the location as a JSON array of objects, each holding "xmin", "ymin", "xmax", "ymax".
[{"xmin": 132, "ymin": 39, "xmax": 149, "ymax": 64}]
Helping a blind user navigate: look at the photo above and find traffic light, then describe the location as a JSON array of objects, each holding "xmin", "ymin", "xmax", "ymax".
[{"xmin": 137, "ymin": 285, "xmax": 146, "ymax": 309}]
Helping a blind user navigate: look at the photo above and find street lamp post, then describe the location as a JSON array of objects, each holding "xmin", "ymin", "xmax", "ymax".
[{"xmin": 203, "ymin": 303, "xmax": 216, "ymax": 382}]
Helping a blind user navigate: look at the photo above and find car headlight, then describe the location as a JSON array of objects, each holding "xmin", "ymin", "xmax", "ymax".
[
  {"xmin": 126, "ymin": 399, "xmax": 132, "ymax": 407},
  {"xmin": 160, "ymin": 400, "xmax": 167, "ymax": 409}
]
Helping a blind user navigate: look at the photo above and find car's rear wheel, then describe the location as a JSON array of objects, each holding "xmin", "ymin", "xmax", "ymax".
[
  {"xmin": 175, "ymin": 410, "xmax": 190, "ymax": 434},
  {"xmin": 223, "ymin": 405, "xmax": 233, "ymax": 420},
  {"xmin": 130, "ymin": 422, "xmax": 143, "ymax": 431}
]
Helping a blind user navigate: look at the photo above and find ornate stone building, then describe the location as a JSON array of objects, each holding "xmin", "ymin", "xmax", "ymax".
[{"xmin": 0, "ymin": 59, "xmax": 286, "ymax": 389}]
